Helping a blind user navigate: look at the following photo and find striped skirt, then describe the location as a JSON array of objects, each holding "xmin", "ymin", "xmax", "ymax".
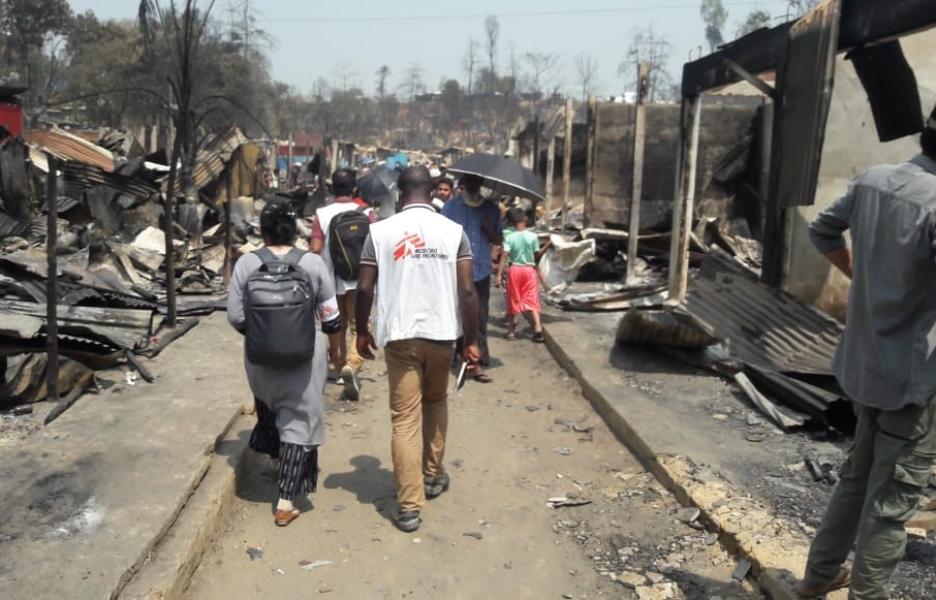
[{"xmin": 251, "ymin": 398, "xmax": 319, "ymax": 500}]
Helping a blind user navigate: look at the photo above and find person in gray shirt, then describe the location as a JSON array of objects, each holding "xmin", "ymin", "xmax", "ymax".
[{"xmin": 798, "ymin": 106, "xmax": 936, "ymax": 599}]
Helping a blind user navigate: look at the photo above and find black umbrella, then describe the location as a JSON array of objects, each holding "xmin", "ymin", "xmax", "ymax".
[
  {"xmin": 357, "ymin": 166, "xmax": 398, "ymax": 216},
  {"xmin": 446, "ymin": 153, "xmax": 545, "ymax": 203}
]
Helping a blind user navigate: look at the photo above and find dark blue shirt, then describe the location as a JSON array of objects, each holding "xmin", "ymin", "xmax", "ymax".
[{"xmin": 442, "ymin": 195, "xmax": 502, "ymax": 282}]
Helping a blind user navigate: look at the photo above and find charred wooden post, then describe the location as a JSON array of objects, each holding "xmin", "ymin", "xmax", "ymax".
[
  {"xmin": 561, "ymin": 98, "xmax": 574, "ymax": 229},
  {"xmin": 45, "ymin": 154, "xmax": 60, "ymax": 404},
  {"xmin": 163, "ymin": 134, "xmax": 182, "ymax": 327},
  {"xmin": 626, "ymin": 63, "xmax": 651, "ymax": 285},
  {"xmin": 584, "ymin": 94, "xmax": 598, "ymax": 229},
  {"xmin": 223, "ymin": 172, "xmax": 233, "ymax": 285},
  {"xmin": 667, "ymin": 96, "xmax": 703, "ymax": 302}
]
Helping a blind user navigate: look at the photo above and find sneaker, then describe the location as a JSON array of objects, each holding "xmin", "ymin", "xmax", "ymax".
[
  {"xmin": 796, "ymin": 568, "xmax": 850, "ymax": 597},
  {"xmin": 341, "ymin": 366, "xmax": 361, "ymax": 401},
  {"xmin": 424, "ymin": 473, "xmax": 450, "ymax": 499},
  {"xmin": 395, "ymin": 510, "xmax": 421, "ymax": 532}
]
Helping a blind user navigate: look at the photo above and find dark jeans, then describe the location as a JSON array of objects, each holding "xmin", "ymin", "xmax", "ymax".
[
  {"xmin": 455, "ymin": 276, "xmax": 492, "ymax": 367},
  {"xmin": 475, "ymin": 276, "xmax": 491, "ymax": 365}
]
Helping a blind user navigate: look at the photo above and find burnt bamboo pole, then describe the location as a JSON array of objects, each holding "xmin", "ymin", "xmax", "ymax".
[
  {"xmin": 45, "ymin": 154, "xmax": 60, "ymax": 404},
  {"xmin": 626, "ymin": 63, "xmax": 650, "ymax": 285},
  {"xmin": 223, "ymin": 171, "xmax": 233, "ymax": 285},
  {"xmin": 163, "ymin": 133, "xmax": 183, "ymax": 327}
]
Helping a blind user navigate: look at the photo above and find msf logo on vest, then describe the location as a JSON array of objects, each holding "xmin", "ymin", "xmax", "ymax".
[{"xmin": 393, "ymin": 232, "xmax": 449, "ymax": 261}]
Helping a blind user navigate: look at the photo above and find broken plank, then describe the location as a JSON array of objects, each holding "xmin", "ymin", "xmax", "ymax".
[{"xmin": 733, "ymin": 372, "xmax": 806, "ymax": 431}]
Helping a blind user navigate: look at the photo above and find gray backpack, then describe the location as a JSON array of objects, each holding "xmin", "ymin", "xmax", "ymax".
[{"xmin": 244, "ymin": 248, "xmax": 317, "ymax": 367}]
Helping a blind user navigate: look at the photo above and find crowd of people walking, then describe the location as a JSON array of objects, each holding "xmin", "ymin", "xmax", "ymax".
[{"xmin": 227, "ymin": 163, "xmax": 543, "ymax": 533}]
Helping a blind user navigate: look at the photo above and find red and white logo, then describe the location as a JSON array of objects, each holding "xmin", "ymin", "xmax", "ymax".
[{"xmin": 393, "ymin": 232, "xmax": 425, "ymax": 261}]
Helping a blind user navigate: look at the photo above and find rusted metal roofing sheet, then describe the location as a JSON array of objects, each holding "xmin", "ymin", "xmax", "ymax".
[
  {"xmin": 23, "ymin": 128, "xmax": 117, "ymax": 173},
  {"xmin": 774, "ymin": 0, "xmax": 842, "ymax": 207},
  {"xmin": 682, "ymin": 249, "xmax": 843, "ymax": 375}
]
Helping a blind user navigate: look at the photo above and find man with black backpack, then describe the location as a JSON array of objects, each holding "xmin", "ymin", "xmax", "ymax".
[{"xmin": 310, "ymin": 169, "xmax": 376, "ymax": 400}]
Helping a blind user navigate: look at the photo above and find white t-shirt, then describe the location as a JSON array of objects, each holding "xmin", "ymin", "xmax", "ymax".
[{"xmin": 360, "ymin": 204, "xmax": 472, "ymax": 347}]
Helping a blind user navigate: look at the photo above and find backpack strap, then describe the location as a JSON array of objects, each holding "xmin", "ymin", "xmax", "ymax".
[
  {"xmin": 283, "ymin": 247, "xmax": 307, "ymax": 266},
  {"xmin": 253, "ymin": 247, "xmax": 278, "ymax": 265}
]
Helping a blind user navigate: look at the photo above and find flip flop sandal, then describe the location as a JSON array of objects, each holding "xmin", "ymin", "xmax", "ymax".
[
  {"xmin": 506, "ymin": 332, "xmax": 517, "ymax": 341},
  {"xmin": 274, "ymin": 508, "xmax": 300, "ymax": 527},
  {"xmin": 532, "ymin": 332, "xmax": 546, "ymax": 343},
  {"xmin": 472, "ymin": 372, "xmax": 494, "ymax": 383}
]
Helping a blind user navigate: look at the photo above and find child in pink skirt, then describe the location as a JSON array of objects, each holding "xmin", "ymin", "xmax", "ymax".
[{"xmin": 495, "ymin": 208, "xmax": 548, "ymax": 342}]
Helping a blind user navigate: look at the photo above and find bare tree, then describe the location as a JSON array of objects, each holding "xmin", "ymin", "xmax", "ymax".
[
  {"xmin": 138, "ymin": 0, "xmax": 220, "ymax": 326},
  {"xmin": 786, "ymin": 0, "xmax": 819, "ymax": 17},
  {"xmin": 462, "ymin": 37, "xmax": 478, "ymax": 95},
  {"xmin": 700, "ymin": 0, "xmax": 729, "ymax": 52},
  {"xmin": 401, "ymin": 63, "xmax": 424, "ymax": 102},
  {"xmin": 484, "ymin": 15, "xmax": 499, "ymax": 83},
  {"xmin": 619, "ymin": 26, "xmax": 675, "ymax": 102},
  {"xmin": 735, "ymin": 9, "xmax": 772, "ymax": 38},
  {"xmin": 226, "ymin": 0, "xmax": 276, "ymax": 59},
  {"xmin": 524, "ymin": 52, "xmax": 561, "ymax": 102},
  {"xmin": 573, "ymin": 52, "xmax": 600, "ymax": 101},
  {"xmin": 375, "ymin": 65, "xmax": 391, "ymax": 99}
]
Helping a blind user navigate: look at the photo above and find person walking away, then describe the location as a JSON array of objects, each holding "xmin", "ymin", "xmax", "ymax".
[
  {"xmin": 495, "ymin": 208, "xmax": 549, "ymax": 342},
  {"xmin": 797, "ymin": 107, "xmax": 936, "ymax": 599},
  {"xmin": 227, "ymin": 200, "xmax": 343, "ymax": 527},
  {"xmin": 441, "ymin": 174, "xmax": 501, "ymax": 382},
  {"xmin": 431, "ymin": 176, "xmax": 455, "ymax": 212},
  {"xmin": 310, "ymin": 168, "xmax": 376, "ymax": 400},
  {"xmin": 355, "ymin": 166, "xmax": 480, "ymax": 533}
]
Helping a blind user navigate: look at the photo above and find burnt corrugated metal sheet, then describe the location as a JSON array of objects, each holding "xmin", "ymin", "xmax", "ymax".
[
  {"xmin": 774, "ymin": 0, "xmax": 842, "ymax": 208},
  {"xmin": 24, "ymin": 128, "xmax": 117, "ymax": 173},
  {"xmin": 186, "ymin": 127, "xmax": 248, "ymax": 192},
  {"xmin": 682, "ymin": 249, "xmax": 843, "ymax": 375}
]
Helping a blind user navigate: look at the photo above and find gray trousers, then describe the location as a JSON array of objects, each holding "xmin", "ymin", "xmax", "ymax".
[{"xmin": 804, "ymin": 397, "xmax": 936, "ymax": 599}]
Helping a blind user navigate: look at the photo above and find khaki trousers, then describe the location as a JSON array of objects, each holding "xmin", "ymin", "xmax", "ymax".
[
  {"xmin": 338, "ymin": 291, "xmax": 364, "ymax": 372},
  {"xmin": 385, "ymin": 339, "xmax": 454, "ymax": 512},
  {"xmin": 805, "ymin": 397, "xmax": 936, "ymax": 599}
]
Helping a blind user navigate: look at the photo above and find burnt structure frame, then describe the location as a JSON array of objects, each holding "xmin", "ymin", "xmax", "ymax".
[{"xmin": 668, "ymin": 0, "xmax": 936, "ymax": 296}]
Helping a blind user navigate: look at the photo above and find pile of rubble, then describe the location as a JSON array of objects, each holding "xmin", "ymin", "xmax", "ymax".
[
  {"xmin": 0, "ymin": 126, "xmax": 266, "ymax": 418},
  {"xmin": 540, "ymin": 216, "xmax": 851, "ymax": 436}
]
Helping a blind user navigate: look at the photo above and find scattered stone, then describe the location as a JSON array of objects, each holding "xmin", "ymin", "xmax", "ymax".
[
  {"xmin": 412, "ymin": 538, "xmax": 421, "ymax": 544},
  {"xmin": 246, "ymin": 546, "xmax": 263, "ymax": 561},
  {"xmin": 745, "ymin": 431, "xmax": 767, "ymax": 443},
  {"xmin": 463, "ymin": 531, "xmax": 483, "ymax": 540},
  {"xmin": 503, "ymin": 562, "xmax": 513, "ymax": 570},
  {"xmin": 704, "ymin": 532, "xmax": 718, "ymax": 545},
  {"xmin": 731, "ymin": 558, "xmax": 752, "ymax": 581},
  {"xmin": 907, "ymin": 510, "xmax": 936, "ymax": 531},
  {"xmin": 676, "ymin": 507, "xmax": 700, "ymax": 524},
  {"xmin": 562, "ymin": 594, "xmax": 573, "ymax": 599},
  {"xmin": 318, "ymin": 588, "xmax": 332, "ymax": 594},
  {"xmin": 635, "ymin": 582, "xmax": 678, "ymax": 600},
  {"xmin": 333, "ymin": 505, "xmax": 346, "ymax": 512},
  {"xmin": 554, "ymin": 447, "xmax": 573, "ymax": 456},
  {"xmin": 272, "ymin": 568, "xmax": 285, "ymax": 575},
  {"xmin": 744, "ymin": 412, "xmax": 762, "ymax": 426},
  {"xmin": 906, "ymin": 527, "xmax": 928, "ymax": 540},
  {"xmin": 711, "ymin": 414, "xmax": 728, "ymax": 421},
  {"xmin": 646, "ymin": 572, "xmax": 665, "ymax": 584},
  {"xmin": 615, "ymin": 571, "xmax": 647, "ymax": 589},
  {"xmin": 526, "ymin": 405, "xmax": 540, "ymax": 412}
]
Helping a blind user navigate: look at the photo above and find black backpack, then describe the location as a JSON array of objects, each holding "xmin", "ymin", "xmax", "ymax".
[
  {"xmin": 328, "ymin": 207, "xmax": 370, "ymax": 281},
  {"xmin": 243, "ymin": 248, "xmax": 317, "ymax": 367}
]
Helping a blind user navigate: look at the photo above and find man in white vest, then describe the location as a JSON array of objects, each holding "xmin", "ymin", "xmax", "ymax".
[
  {"xmin": 310, "ymin": 169, "xmax": 375, "ymax": 400},
  {"xmin": 356, "ymin": 165, "xmax": 480, "ymax": 533}
]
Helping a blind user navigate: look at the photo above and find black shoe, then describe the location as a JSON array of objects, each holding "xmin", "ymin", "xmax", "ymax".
[
  {"xmin": 395, "ymin": 510, "xmax": 421, "ymax": 532},
  {"xmin": 424, "ymin": 473, "xmax": 450, "ymax": 499}
]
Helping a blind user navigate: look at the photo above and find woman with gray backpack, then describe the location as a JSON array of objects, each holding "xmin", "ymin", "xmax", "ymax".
[{"xmin": 227, "ymin": 200, "xmax": 344, "ymax": 527}]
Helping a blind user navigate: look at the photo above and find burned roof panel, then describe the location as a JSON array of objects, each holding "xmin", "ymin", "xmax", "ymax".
[{"xmin": 682, "ymin": 249, "xmax": 843, "ymax": 375}]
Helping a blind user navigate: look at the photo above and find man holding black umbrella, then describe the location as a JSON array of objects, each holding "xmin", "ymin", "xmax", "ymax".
[{"xmin": 442, "ymin": 174, "xmax": 501, "ymax": 382}]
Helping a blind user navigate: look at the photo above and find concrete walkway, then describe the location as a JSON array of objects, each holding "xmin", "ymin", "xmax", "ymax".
[
  {"xmin": 0, "ymin": 314, "xmax": 249, "ymax": 600},
  {"xmin": 541, "ymin": 307, "xmax": 936, "ymax": 600}
]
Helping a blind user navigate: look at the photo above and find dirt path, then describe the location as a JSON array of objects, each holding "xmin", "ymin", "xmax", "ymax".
[{"xmin": 185, "ymin": 312, "xmax": 760, "ymax": 600}]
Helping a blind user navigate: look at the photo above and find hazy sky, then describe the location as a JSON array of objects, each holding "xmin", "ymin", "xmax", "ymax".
[{"xmin": 70, "ymin": 0, "xmax": 792, "ymax": 97}]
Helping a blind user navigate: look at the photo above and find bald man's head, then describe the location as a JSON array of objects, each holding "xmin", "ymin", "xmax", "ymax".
[{"xmin": 398, "ymin": 166, "xmax": 433, "ymax": 204}]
